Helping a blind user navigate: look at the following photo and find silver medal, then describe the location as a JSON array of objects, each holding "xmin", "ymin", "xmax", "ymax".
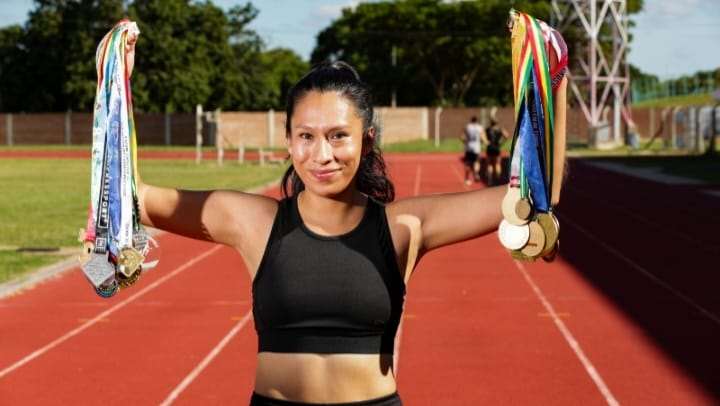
[{"xmin": 81, "ymin": 253, "xmax": 116, "ymax": 288}]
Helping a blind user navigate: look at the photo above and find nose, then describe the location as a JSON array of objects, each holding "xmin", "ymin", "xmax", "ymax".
[{"xmin": 312, "ymin": 137, "xmax": 333, "ymax": 165}]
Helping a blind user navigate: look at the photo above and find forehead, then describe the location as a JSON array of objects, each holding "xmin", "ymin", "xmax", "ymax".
[{"xmin": 292, "ymin": 91, "xmax": 361, "ymax": 130}]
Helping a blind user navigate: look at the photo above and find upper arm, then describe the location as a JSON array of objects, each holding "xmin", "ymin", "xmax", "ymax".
[
  {"xmin": 388, "ymin": 185, "xmax": 506, "ymax": 254},
  {"xmin": 138, "ymin": 183, "xmax": 277, "ymax": 248}
]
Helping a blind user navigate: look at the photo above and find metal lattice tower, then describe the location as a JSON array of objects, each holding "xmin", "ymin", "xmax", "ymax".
[{"xmin": 551, "ymin": 0, "xmax": 630, "ymax": 145}]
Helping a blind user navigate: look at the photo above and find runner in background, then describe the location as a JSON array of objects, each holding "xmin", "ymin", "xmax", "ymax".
[
  {"xmin": 461, "ymin": 116, "xmax": 486, "ymax": 185},
  {"xmin": 485, "ymin": 118, "xmax": 509, "ymax": 185}
]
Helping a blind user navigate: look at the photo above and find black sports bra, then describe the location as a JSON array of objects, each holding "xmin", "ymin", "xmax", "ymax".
[{"xmin": 252, "ymin": 194, "xmax": 406, "ymax": 354}]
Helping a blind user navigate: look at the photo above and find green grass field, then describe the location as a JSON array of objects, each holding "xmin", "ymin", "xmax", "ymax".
[
  {"xmin": 632, "ymin": 93, "xmax": 716, "ymax": 108},
  {"xmin": 0, "ymin": 158, "xmax": 287, "ymax": 283}
]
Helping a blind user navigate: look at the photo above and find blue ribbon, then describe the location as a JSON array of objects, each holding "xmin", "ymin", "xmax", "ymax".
[{"xmin": 519, "ymin": 69, "xmax": 550, "ymax": 213}]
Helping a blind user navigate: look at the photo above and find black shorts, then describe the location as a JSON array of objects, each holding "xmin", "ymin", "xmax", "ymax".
[
  {"xmin": 486, "ymin": 145, "xmax": 500, "ymax": 158},
  {"xmin": 463, "ymin": 150, "xmax": 479, "ymax": 166},
  {"xmin": 250, "ymin": 392, "xmax": 402, "ymax": 406}
]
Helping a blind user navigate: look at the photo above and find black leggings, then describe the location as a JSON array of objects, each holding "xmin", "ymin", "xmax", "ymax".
[{"xmin": 250, "ymin": 392, "xmax": 402, "ymax": 406}]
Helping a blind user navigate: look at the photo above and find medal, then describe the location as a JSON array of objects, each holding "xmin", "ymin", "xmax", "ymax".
[
  {"xmin": 536, "ymin": 212, "xmax": 559, "ymax": 256},
  {"xmin": 514, "ymin": 198, "xmax": 533, "ymax": 222},
  {"xmin": 81, "ymin": 253, "xmax": 116, "ymax": 288},
  {"xmin": 520, "ymin": 220, "xmax": 546, "ymax": 258},
  {"xmin": 118, "ymin": 268, "xmax": 142, "ymax": 289},
  {"xmin": 498, "ymin": 219, "xmax": 530, "ymax": 250},
  {"xmin": 542, "ymin": 240, "xmax": 559, "ymax": 262},
  {"xmin": 118, "ymin": 247, "xmax": 144, "ymax": 277},
  {"xmin": 96, "ymin": 279, "xmax": 119, "ymax": 298},
  {"xmin": 501, "ymin": 187, "xmax": 529, "ymax": 225}
]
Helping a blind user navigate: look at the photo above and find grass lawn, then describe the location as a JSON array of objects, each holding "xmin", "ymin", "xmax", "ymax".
[
  {"xmin": 0, "ymin": 158, "xmax": 286, "ymax": 283},
  {"xmin": 632, "ymin": 93, "xmax": 715, "ymax": 108}
]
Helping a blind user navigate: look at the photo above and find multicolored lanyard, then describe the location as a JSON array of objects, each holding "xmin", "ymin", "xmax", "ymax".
[
  {"xmin": 79, "ymin": 20, "xmax": 151, "ymax": 298},
  {"xmin": 499, "ymin": 10, "xmax": 567, "ymax": 262}
]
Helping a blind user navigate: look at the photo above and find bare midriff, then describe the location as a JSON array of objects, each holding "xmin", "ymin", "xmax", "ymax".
[{"xmin": 254, "ymin": 352, "xmax": 397, "ymax": 403}]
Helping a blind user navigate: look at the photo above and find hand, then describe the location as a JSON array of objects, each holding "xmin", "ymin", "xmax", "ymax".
[{"xmin": 126, "ymin": 29, "xmax": 138, "ymax": 77}]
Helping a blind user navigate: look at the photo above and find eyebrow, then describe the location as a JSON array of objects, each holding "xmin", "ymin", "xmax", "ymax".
[{"xmin": 294, "ymin": 124, "xmax": 350, "ymax": 132}]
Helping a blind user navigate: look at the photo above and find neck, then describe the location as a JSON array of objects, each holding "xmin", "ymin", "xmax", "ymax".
[{"xmin": 297, "ymin": 186, "xmax": 367, "ymax": 235}]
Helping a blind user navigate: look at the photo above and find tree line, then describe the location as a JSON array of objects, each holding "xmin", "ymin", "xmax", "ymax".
[
  {"xmin": 0, "ymin": 0, "xmax": 652, "ymax": 113},
  {"xmin": 0, "ymin": 0, "xmax": 307, "ymax": 113}
]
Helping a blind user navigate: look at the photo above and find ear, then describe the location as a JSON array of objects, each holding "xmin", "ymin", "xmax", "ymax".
[{"xmin": 362, "ymin": 127, "xmax": 376, "ymax": 156}]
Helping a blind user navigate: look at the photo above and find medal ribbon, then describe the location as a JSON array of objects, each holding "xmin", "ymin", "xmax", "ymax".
[
  {"xmin": 84, "ymin": 20, "xmax": 140, "ymax": 259},
  {"xmin": 508, "ymin": 10, "xmax": 562, "ymax": 213}
]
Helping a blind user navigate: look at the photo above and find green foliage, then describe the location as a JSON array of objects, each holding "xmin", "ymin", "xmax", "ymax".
[
  {"xmin": 0, "ymin": 0, "xmax": 308, "ymax": 112},
  {"xmin": 311, "ymin": 0, "xmax": 551, "ymax": 107}
]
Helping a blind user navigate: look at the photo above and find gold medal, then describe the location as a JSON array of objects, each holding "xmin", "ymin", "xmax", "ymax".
[
  {"xmin": 542, "ymin": 240, "xmax": 559, "ymax": 262},
  {"xmin": 118, "ymin": 247, "xmax": 144, "ymax": 277},
  {"xmin": 501, "ymin": 187, "xmax": 529, "ymax": 225},
  {"xmin": 520, "ymin": 220, "xmax": 546, "ymax": 258},
  {"xmin": 514, "ymin": 198, "xmax": 533, "ymax": 222},
  {"xmin": 118, "ymin": 268, "xmax": 142, "ymax": 289},
  {"xmin": 536, "ymin": 212, "xmax": 559, "ymax": 256},
  {"xmin": 510, "ymin": 249, "xmax": 536, "ymax": 262}
]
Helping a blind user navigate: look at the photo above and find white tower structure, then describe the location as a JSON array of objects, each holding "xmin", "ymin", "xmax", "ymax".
[{"xmin": 551, "ymin": 0, "xmax": 630, "ymax": 146}]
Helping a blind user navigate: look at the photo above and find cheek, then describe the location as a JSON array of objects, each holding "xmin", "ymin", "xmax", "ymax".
[{"xmin": 289, "ymin": 140, "xmax": 311, "ymax": 164}]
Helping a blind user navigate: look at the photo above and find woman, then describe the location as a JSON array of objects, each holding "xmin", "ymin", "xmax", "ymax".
[{"xmin": 130, "ymin": 45, "xmax": 562, "ymax": 406}]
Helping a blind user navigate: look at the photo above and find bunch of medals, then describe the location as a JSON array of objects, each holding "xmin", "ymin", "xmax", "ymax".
[
  {"xmin": 498, "ymin": 10, "xmax": 567, "ymax": 262},
  {"xmin": 78, "ymin": 20, "xmax": 155, "ymax": 298}
]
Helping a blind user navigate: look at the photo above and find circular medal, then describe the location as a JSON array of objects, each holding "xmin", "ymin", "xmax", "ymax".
[
  {"xmin": 536, "ymin": 212, "xmax": 559, "ymax": 256},
  {"xmin": 520, "ymin": 220, "xmax": 546, "ymax": 258},
  {"xmin": 514, "ymin": 198, "xmax": 533, "ymax": 221},
  {"xmin": 501, "ymin": 187, "xmax": 529, "ymax": 225},
  {"xmin": 95, "ymin": 279, "xmax": 119, "ymax": 298},
  {"xmin": 118, "ymin": 268, "xmax": 142, "ymax": 289},
  {"xmin": 542, "ymin": 240, "xmax": 560, "ymax": 262},
  {"xmin": 510, "ymin": 249, "xmax": 535, "ymax": 262},
  {"xmin": 498, "ymin": 219, "xmax": 530, "ymax": 250}
]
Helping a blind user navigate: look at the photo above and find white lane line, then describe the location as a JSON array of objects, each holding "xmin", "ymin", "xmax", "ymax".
[
  {"xmin": 0, "ymin": 245, "xmax": 224, "ymax": 380},
  {"xmin": 561, "ymin": 215, "xmax": 720, "ymax": 327},
  {"xmin": 160, "ymin": 311, "xmax": 253, "ymax": 406},
  {"xmin": 394, "ymin": 162, "xmax": 424, "ymax": 377},
  {"xmin": 513, "ymin": 260, "xmax": 620, "ymax": 406}
]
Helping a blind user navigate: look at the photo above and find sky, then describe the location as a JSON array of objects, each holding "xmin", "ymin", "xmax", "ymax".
[{"xmin": 0, "ymin": 0, "xmax": 718, "ymax": 80}]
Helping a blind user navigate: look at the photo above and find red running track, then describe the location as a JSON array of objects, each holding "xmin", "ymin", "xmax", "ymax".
[{"xmin": 1, "ymin": 153, "xmax": 717, "ymax": 405}]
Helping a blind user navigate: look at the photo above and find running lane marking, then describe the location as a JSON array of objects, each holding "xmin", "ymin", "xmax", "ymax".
[
  {"xmin": 0, "ymin": 245, "xmax": 224, "ymax": 380},
  {"xmin": 513, "ymin": 260, "xmax": 620, "ymax": 406},
  {"xmin": 394, "ymin": 163, "xmax": 423, "ymax": 377},
  {"xmin": 561, "ymin": 215, "xmax": 720, "ymax": 327},
  {"xmin": 160, "ymin": 311, "xmax": 253, "ymax": 406}
]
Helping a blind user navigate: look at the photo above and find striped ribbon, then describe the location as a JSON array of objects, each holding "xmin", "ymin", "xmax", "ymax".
[
  {"xmin": 508, "ymin": 10, "xmax": 561, "ymax": 212},
  {"xmin": 82, "ymin": 21, "xmax": 142, "ymax": 285}
]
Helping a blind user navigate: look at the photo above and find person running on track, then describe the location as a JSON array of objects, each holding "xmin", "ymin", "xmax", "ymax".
[
  {"xmin": 127, "ymin": 32, "xmax": 565, "ymax": 405},
  {"xmin": 485, "ymin": 119, "xmax": 509, "ymax": 185},
  {"xmin": 460, "ymin": 116, "xmax": 486, "ymax": 185}
]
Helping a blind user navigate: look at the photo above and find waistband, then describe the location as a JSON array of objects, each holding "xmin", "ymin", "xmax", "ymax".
[{"xmin": 250, "ymin": 391, "xmax": 402, "ymax": 406}]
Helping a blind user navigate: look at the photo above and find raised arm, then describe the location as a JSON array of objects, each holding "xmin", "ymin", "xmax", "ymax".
[
  {"xmin": 137, "ymin": 181, "xmax": 277, "ymax": 248},
  {"xmin": 388, "ymin": 185, "xmax": 506, "ymax": 256}
]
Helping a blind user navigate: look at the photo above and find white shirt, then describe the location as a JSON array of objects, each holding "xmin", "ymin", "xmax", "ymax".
[{"xmin": 464, "ymin": 123, "xmax": 483, "ymax": 153}]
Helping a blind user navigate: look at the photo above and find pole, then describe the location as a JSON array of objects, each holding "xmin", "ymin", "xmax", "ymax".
[
  {"xmin": 195, "ymin": 104, "xmax": 203, "ymax": 164},
  {"xmin": 391, "ymin": 46, "xmax": 397, "ymax": 108}
]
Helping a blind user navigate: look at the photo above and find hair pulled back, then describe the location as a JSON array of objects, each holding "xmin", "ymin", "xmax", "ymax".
[{"xmin": 281, "ymin": 61, "xmax": 395, "ymax": 203}]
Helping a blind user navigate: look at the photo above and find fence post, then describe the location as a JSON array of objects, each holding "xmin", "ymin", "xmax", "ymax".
[
  {"xmin": 267, "ymin": 109, "xmax": 275, "ymax": 148},
  {"xmin": 6, "ymin": 113, "xmax": 12, "ymax": 146},
  {"xmin": 670, "ymin": 106, "xmax": 680, "ymax": 149},
  {"xmin": 422, "ymin": 107, "xmax": 429, "ymax": 140},
  {"xmin": 215, "ymin": 109, "xmax": 223, "ymax": 166},
  {"xmin": 65, "ymin": 110, "xmax": 72, "ymax": 145},
  {"xmin": 164, "ymin": 112, "xmax": 171, "ymax": 145},
  {"xmin": 434, "ymin": 107, "xmax": 443, "ymax": 148},
  {"xmin": 195, "ymin": 105, "xmax": 203, "ymax": 164}
]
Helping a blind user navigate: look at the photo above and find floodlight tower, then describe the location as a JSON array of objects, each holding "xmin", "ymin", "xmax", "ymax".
[{"xmin": 551, "ymin": 0, "xmax": 631, "ymax": 146}]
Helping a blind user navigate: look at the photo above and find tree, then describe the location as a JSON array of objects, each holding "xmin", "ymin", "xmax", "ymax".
[{"xmin": 312, "ymin": 0, "xmax": 550, "ymax": 107}]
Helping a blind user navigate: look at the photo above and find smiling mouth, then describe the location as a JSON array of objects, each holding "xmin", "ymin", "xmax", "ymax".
[{"xmin": 310, "ymin": 168, "xmax": 340, "ymax": 181}]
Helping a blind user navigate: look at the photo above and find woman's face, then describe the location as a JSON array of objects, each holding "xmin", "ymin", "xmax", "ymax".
[{"xmin": 288, "ymin": 90, "xmax": 369, "ymax": 198}]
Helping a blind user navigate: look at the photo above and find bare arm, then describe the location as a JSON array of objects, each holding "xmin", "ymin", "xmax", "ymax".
[
  {"xmin": 137, "ymin": 182, "xmax": 276, "ymax": 248},
  {"xmin": 388, "ymin": 185, "xmax": 506, "ymax": 256}
]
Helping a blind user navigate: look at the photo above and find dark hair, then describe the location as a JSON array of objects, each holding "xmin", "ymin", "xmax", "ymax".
[
  {"xmin": 490, "ymin": 118, "xmax": 498, "ymax": 126},
  {"xmin": 281, "ymin": 61, "xmax": 395, "ymax": 203},
  {"xmin": 470, "ymin": 116, "xmax": 478, "ymax": 122}
]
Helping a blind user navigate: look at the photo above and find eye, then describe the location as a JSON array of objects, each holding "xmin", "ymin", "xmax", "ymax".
[
  {"xmin": 330, "ymin": 132, "xmax": 348, "ymax": 141},
  {"xmin": 298, "ymin": 132, "xmax": 313, "ymax": 140}
]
